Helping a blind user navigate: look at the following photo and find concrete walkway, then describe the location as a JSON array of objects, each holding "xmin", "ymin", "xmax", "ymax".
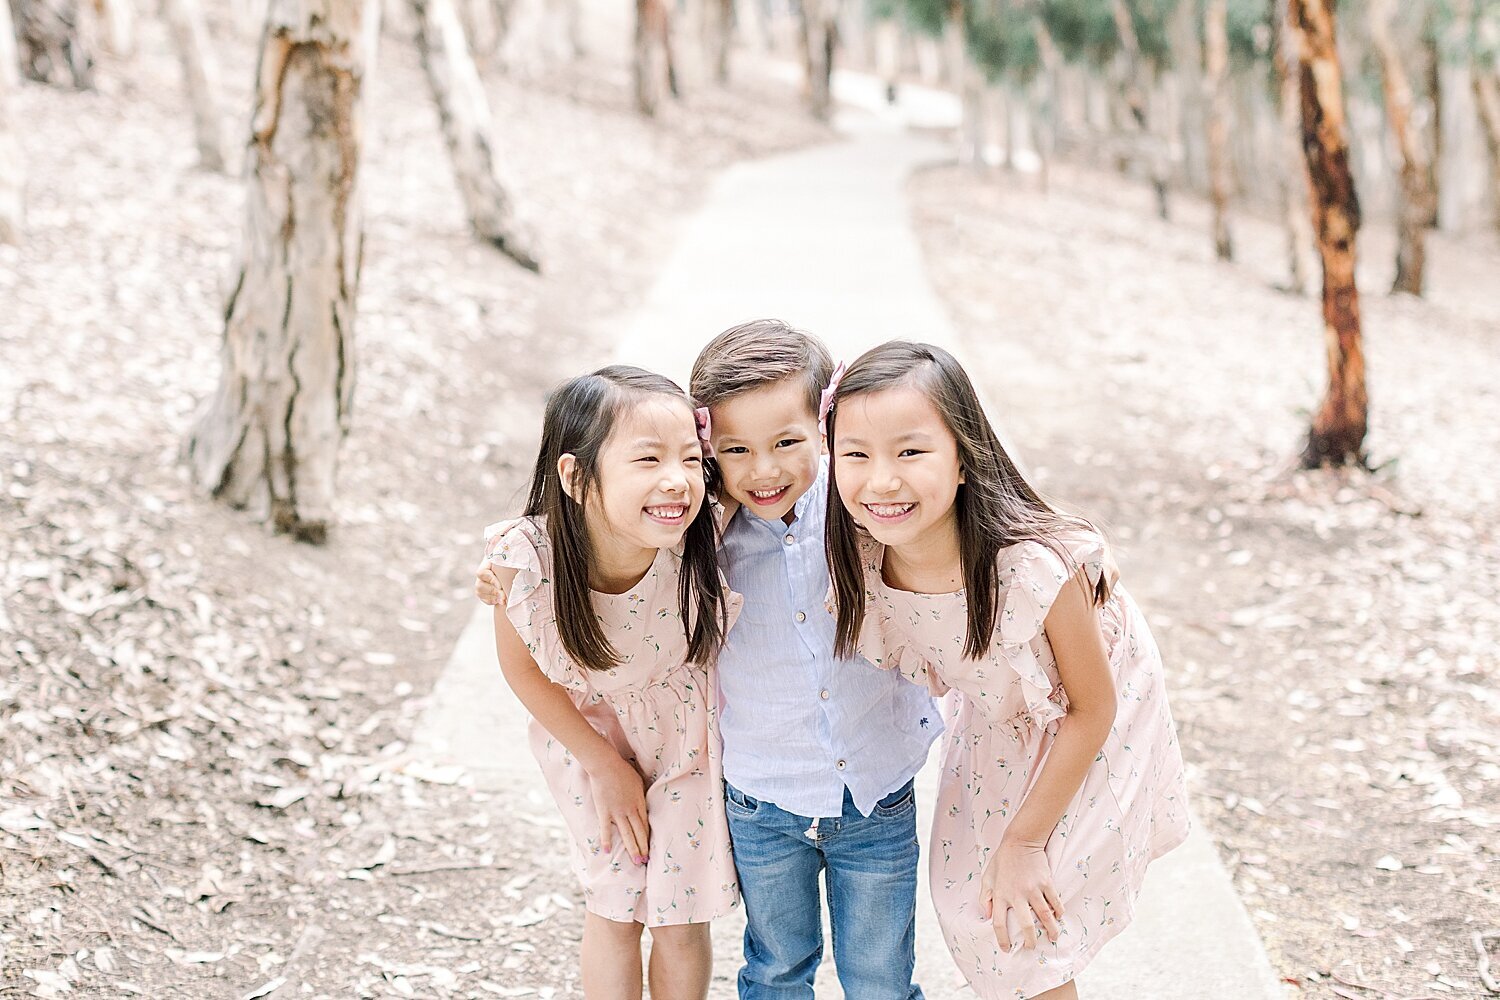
[{"xmin": 417, "ymin": 88, "xmax": 1284, "ymax": 1000}]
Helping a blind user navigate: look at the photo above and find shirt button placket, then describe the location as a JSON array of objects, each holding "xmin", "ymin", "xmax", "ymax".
[{"xmin": 795, "ymin": 611, "xmax": 806, "ymax": 623}]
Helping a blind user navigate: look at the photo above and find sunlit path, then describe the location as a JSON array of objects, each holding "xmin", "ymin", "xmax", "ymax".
[{"xmin": 419, "ymin": 91, "xmax": 1283, "ymax": 1000}]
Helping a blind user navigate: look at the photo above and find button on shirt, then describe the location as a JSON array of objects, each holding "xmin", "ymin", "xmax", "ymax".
[{"xmin": 717, "ymin": 465, "xmax": 940, "ymax": 818}]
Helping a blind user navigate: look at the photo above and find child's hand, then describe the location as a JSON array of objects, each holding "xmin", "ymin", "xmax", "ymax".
[
  {"xmin": 980, "ymin": 838, "xmax": 1064, "ymax": 953},
  {"xmin": 588, "ymin": 753, "xmax": 651, "ymax": 866},
  {"xmin": 475, "ymin": 563, "xmax": 503, "ymax": 605}
]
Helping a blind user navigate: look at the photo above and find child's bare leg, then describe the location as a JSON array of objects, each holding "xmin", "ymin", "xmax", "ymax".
[
  {"xmin": 645, "ymin": 921, "xmax": 711, "ymax": 1000},
  {"xmin": 581, "ymin": 912, "xmax": 644, "ymax": 1000},
  {"xmin": 1033, "ymin": 981, "xmax": 1079, "ymax": 1000}
]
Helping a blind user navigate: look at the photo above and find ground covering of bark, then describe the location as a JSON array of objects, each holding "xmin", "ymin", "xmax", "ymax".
[
  {"xmin": 0, "ymin": 11, "xmax": 829, "ymax": 998},
  {"xmin": 909, "ymin": 162, "xmax": 1500, "ymax": 999}
]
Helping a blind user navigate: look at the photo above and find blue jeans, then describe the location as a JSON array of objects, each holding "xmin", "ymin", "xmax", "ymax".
[{"xmin": 726, "ymin": 779, "xmax": 924, "ymax": 1000}]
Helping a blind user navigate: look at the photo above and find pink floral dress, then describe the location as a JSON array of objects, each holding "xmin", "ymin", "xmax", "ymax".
[
  {"xmin": 485, "ymin": 516, "xmax": 742, "ymax": 926},
  {"xmin": 853, "ymin": 531, "xmax": 1190, "ymax": 999}
]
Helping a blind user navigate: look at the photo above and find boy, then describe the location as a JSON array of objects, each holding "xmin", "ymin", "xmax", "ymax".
[{"xmin": 480, "ymin": 320, "xmax": 934, "ymax": 998}]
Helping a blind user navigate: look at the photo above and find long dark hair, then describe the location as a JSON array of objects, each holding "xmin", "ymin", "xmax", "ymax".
[
  {"xmin": 525, "ymin": 366, "xmax": 727, "ymax": 671},
  {"xmin": 825, "ymin": 342, "xmax": 1107, "ymax": 661}
]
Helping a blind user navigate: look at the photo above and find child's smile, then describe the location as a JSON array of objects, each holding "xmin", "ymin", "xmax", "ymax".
[
  {"xmin": 709, "ymin": 378, "xmax": 822, "ymax": 524},
  {"xmin": 832, "ymin": 386, "xmax": 964, "ymax": 554}
]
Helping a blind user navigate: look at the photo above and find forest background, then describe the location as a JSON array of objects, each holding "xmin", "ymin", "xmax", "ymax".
[{"xmin": 1, "ymin": 0, "xmax": 1497, "ymax": 997}]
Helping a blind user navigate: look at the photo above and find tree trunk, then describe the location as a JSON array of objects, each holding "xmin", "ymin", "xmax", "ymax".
[
  {"xmin": 0, "ymin": 0, "xmax": 23, "ymax": 244},
  {"xmin": 1032, "ymin": 15, "xmax": 1059, "ymax": 193},
  {"xmin": 1369, "ymin": 0, "xmax": 1430, "ymax": 295},
  {"xmin": 1475, "ymin": 69, "xmax": 1500, "ymax": 232},
  {"xmin": 1112, "ymin": 0, "xmax": 1168, "ymax": 218},
  {"xmin": 185, "ymin": 0, "xmax": 382, "ymax": 542},
  {"xmin": 1170, "ymin": 0, "xmax": 1206, "ymax": 192},
  {"xmin": 458, "ymin": 0, "xmax": 500, "ymax": 61},
  {"xmin": 1271, "ymin": 0, "xmax": 1312, "ymax": 293},
  {"xmin": 1422, "ymin": 8, "xmax": 1441, "ymax": 226},
  {"xmin": 9, "ymin": 0, "xmax": 94, "ymax": 87},
  {"xmin": 90, "ymin": 0, "xmax": 130, "ymax": 56},
  {"xmin": 1288, "ymin": 0, "xmax": 1367, "ymax": 469},
  {"xmin": 706, "ymin": 0, "xmax": 731, "ymax": 84},
  {"xmin": 799, "ymin": 0, "xmax": 835, "ymax": 122},
  {"xmin": 1205, "ymin": 0, "xmax": 1234, "ymax": 259},
  {"xmin": 946, "ymin": 0, "xmax": 983, "ymax": 165},
  {"xmin": 161, "ymin": 0, "xmax": 227, "ymax": 172},
  {"xmin": 634, "ymin": 0, "xmax": 676, "ymax": 116},
  {"xmin": 411, "ymin": 0, "xmax": 538, "ymax": 269}
]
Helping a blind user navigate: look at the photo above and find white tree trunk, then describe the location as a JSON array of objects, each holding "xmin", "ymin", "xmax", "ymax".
[
  {"xmin": 1205, "ymin": 0, "xmax": 1235, "ymax": 259},
  {"xmin": 705, "ymin": 0, "xmax": 731, "ymax": 84},
  {"xmin": 633, "ymin": 0, "xmax": 676, "ymax": 116},
  {"xmin": 799, "ymin": 0, "xmax": 835, "ymax": 121},
  {"xmin": 458, "ymin": 0, "xmax": 500, "ymax": 61},
  {"xmin": 161, "ymin": 0, "xmax": 227, "ymax": 172},
  {"xmin": 410, "ymin": 0, "xmax": 538, "ymax": 269},
  {"xmin": 185, "ymin": 0, "xmax": 381, "ymax": 542},
  {"xmin": 0, "ymin": 0, "xmax": 24, "ymax": 243},
  {"xmin": 90, "ymin": 0, "xmax": 130, "ymax": 55}
]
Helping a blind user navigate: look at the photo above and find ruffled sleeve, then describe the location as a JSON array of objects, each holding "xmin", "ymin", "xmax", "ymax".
[
  {"xmin": 993, "ymin": 531, "xmax": 1107, "ymax": 726},
  {"xmin": 482, "ymin": 517, "xmax": 585, "ymax": 693},
  {"xmin": 842, "ymin": 534, "xmax": 950, "ymax": 697}
]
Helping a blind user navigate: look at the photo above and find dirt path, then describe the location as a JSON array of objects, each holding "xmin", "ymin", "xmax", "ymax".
[
  {"xmin": 909, "ymin": 160, "xmax": 1500, "ymax": 999},
  {"xmin": 0, "ymin": 11, "xmax": 829, "ymax": 997}
]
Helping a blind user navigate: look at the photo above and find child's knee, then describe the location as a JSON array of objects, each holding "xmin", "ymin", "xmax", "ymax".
[
  {"xmin": 647, "ymin": 921, "xmax": 709, "ymax": 953},
  {"xmin": 585, "ymin": 911, "xmax": 644, "ymax": 943}
]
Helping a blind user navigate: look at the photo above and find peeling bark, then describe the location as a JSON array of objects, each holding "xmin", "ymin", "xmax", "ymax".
[
  {"xmin": 162, "ymin": 0, "xmax": 228, "ymax": 172},
  {"xmin": 1289, "ymin": 0, "xmax": 1367, "ymax": 468},
  {"xmin": 1369, "ymin": 0, "xmax": 1431, "ymax": 295},
  {"xmin": 1205, "ymin": 0, "xmax": 1234, "ymax": 260},
  {"xmin": 9, "ymin": 0, "xmax": 94, "ymax": 88},
  {"xmin": 411, "ymin": 0, "xmax": 538, "ymax": 269},
  {"xmin": 185, "ymin": 0, "xmax": 382, "ymax": 542}
]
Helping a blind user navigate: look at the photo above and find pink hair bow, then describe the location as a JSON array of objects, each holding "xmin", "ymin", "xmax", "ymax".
[
  {"xmin": 694, "ymin": 406, "xmax": 714, "ymax": 458},
  {"xmin": 818, "ymin": 361, "xmax": 847, "ymax": 436}
]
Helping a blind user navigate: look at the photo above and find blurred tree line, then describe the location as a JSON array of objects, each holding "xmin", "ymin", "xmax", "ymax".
[{"xmin": 3, "ymin": 0, "xmax": 1496, "ymax": 537}]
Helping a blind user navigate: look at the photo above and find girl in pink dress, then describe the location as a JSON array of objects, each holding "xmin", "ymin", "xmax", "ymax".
[
  {"xmin": 484, "ymin": 366, "xmax": 740, "ymax": 1000},
  {"xmin": 822, "ymin": 342, "xmax": 1190, "ymax": 1000}
]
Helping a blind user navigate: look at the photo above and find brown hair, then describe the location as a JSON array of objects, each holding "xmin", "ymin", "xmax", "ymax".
[
  {"xmin": 689, "ymin": 319, "xmax": 834, "ymax": 496},
  {"xmin": 825, "ymin": 341, "xmax": 1107, "ymax": 661},
  {"xmin": 524, "ymin": 366, "xmax": 728, "ymax": 671},
  {"xmin": 689, "ymin": 319, "xmax": 835, "ymax": 413}
]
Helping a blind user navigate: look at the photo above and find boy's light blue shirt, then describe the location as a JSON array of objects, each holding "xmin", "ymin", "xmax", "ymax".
[{"xmin": 717, "ymin": 464, "xmax": 940, "ymax": 819}]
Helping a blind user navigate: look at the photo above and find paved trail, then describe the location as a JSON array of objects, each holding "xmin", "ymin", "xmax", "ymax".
[{"xmin": 418, "ymin": 88, "xmax": 1284, "ymax": 999}]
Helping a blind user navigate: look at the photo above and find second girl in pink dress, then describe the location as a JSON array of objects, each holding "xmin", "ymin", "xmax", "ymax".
[{"xmin": 823, "ymin": 342, "xmax": 1190, "ymax": 1000}]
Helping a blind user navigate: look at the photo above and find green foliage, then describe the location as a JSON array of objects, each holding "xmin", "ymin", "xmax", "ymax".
[
  {"xmin": 1225, "ymin": 0, "xmax": 1272, "ymax": 68},
  {"xmin": 1128, "ymin": 0, "xmax": 1178, "ymax": 68},
  {"xmin": 900, "ymin": 0, "xmax": 950, "ymax": 37},
  {"xmin": 965, "ymin": 2, "xmax": 1042, "ymax": 83},
  {"xmin": 1038, "ymin": 0, "xmax": 1122, "ymax": 65}
]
